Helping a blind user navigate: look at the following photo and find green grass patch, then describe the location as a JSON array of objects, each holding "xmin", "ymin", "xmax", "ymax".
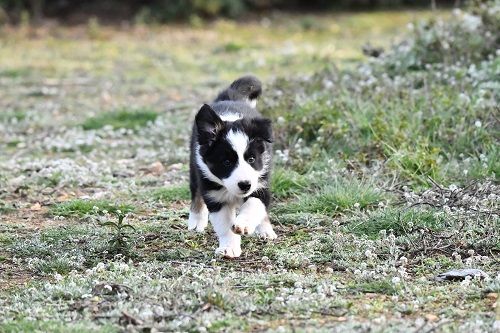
[
  {"xmin": 214, "ymin": 41, "xmax": 244, "ymax": 53},
  {"xmin": 346, "ymin": 208, "xmax": 446, "ymax": 239},
  {"xmin": 0, "ymin": 110, "xmax": 26, "ymax": 122},
  {"xmin": 50, "ymin": 199, "xmax": 135, "ymax": 217},
  {"xmin": 271, "ymin": 168, "xmax": 307, "ymax": 198},
  {"xmin": 0, "ymin": 233, "xmax": 13, "ymax": 245},
  {"xmin": 0, "ymin": 320, "xmax": 118, "ymax": 333},
  {"xmin": 275, "ymin": 178, "xmax": 383, "ymax": 214},
  {"xmin": 152, "ymin": 185, "xmax": 190, "ymax": 202},
  {"xmin": 351, "ymin": 280, "xmax": 398, "ymax": 295},
  {"xmin": 32, "ymin": 257, "xmax": 75, "ymax": 275},
  {"xmin": 82, "ymin": 108, "xmax": 158, "ymax": 130},
  {"xmin": 0, "ymin": 200, "xmax": 14, "ymax": 214},
  {"xmin": 0, "ymin": 68, "xmax": 31, "ymax": 78}
]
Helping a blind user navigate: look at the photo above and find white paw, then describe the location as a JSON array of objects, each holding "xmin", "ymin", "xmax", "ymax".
[
  {"xmin": 188, "ymin": 210, "xmax": 208, "ymax": 233},
  {"xmin": 215, "ymin": 246, "xmax": 242, "ymax": 258},
  {"xmin": 232, "ymin": 215, "xmax": 256, "ymax": 235},
  {"xmin": 256, "ymin": 224, "xmax": 278, "ymax": 240}
]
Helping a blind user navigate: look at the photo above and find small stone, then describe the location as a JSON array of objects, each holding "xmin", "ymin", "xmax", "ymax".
[
  {"xmin": 41, "ymin": 187, "xmax": 54, "ymax": 195},
  {"xmin": 486, "ymin": 293, "xmax": 497, "ymax": 301},
  {"xmin": 436, "ymin": 268, "xmax": 488, "ymax": 281},
  {"xmin": 147, "ymin": 161, "xmax": 165, "ymax": 176},
  {"xmin": 30, "ymin": 203, "xmax": 42, "ymax": 211},
  {"xmin": 167, "ymin": 163, "xmax": 183, "ymax": 171},
  {"xmin": 425, "ymin": 314, "xmax": 439, "ymax": 322}
]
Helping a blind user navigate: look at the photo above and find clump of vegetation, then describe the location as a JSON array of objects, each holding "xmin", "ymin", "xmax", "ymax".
[
  {"xmin": 264, "ymin": 2, "xmax": 499, "ymax": 186},
  {"xmin": 0, "ymin": 200, "xmax": 14, "ymax": 214},
  {"xmin": 82, "ymin": 108, "xmax": 158, "ymax": 130},
  {"xmin": 270, "ymin": 168, "xmax": 307, "ymax": 198},
  {"xmin": 275, "ymin": 178, "xmax": 384, "ymax": 214},
  {"xmin": 50, "ymin": 199, "xmax": 134, "ymax": 217},
  {"xmin": 100, "ymin": 212, "xmax": 136, "ymax": 257},
  {"xmin": 346, "ymin": 207, "xmax": 446, "ymax": 239},
  {"xmin": 152, "ymin": 185, "xmax": 190, "ymax": 203},
  {"xmin": 351, "ymin": 280, "xmax": 399, "ymax": 295},
  {"xmin": 381, "ymin": 2, "xmax": 499, "ymax": 73}
]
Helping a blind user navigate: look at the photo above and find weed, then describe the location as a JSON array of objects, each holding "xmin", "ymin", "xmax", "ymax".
[
  {"xmin": 100, "ymin": 212, "xmax": 136, "ymax": 256},
  {"xmin": 202, "ymin": 291, "xmax": 228, "ymax": 310}
]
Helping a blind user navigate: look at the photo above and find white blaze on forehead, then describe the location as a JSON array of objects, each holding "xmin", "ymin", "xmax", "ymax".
[
  {"xmin": 220, "ymin": 113, "xmax": 242, "ymax": 122},
  {"xmin": 226, "ymin": 130, "xmax": 249, "ymax": 157}
]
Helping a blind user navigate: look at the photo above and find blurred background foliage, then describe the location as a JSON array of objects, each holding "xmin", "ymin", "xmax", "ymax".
[{"xmin": 0, "ymin": 0, "xmax": 459, "ymax": 24}]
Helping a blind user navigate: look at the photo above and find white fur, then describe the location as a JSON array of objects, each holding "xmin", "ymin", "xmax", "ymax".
[
  {"xmin": 223, "ymin": 130, "xmax": 262, "ymax": 197},
  {"xmin": 220, "ymin": 113, "xmax": 242, "ymax": 122},
  {"xmin": 188, "ymin": 204, "xmax": 208, "ymax": 232},
  {"xmin": 256, "ymin": 220, "xmax": 277, "ymax": 239},
  {"xmin": 246, "ymin": 98, "xmax": 257, "ymax": 108},
  {"xmin": 207, "ymin": 189, "xmax": 243, "ymax": 205},
  {"xmin": 210, "ymin": 205, "xmax": 241, "ymax": 258},
  {"xmin": 232, "ymin": 197, "xmax": 267, "ymax": 235}
]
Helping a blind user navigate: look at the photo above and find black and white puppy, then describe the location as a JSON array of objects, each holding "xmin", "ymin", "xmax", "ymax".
[{"xmin": 188, "ymin": 76, "xmax": 277, "ymax": 258}]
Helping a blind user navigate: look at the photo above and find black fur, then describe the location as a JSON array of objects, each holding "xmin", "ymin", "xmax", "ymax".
[{"xmin": 214, "ymin": 75, "xmax": 262, "ymax": 103}]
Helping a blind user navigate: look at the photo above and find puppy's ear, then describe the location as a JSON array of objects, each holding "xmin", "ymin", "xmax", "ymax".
[
  {"xmin": 251, "ymin": 118, "xmax": 273, "ymax": 143},
  {"xmin": 195, "ymin": 104, "xmax": 224, "ymax": 145}
]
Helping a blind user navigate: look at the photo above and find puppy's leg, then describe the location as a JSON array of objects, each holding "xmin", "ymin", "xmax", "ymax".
[
  {"xmin": 232, "ymin": 197, "xmax": 268, "ymax": 236},
  {"xmin": 188, "ymin": 189, "xmax": 208, "ymax": 232},
  {"xmin": 210, "ymin": 205, "xmax": 241, "ymax": 258},
  {"xmin": 255, "ymin": 215, "xmax": 277, "ymax": 240}
]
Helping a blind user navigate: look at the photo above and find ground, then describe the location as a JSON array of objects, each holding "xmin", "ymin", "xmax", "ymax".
[{"xmin": 0, "ymin": 9, "xmax": 499, "ymax": 333}]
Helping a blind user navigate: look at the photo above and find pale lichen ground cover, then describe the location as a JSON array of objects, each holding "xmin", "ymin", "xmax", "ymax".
[{"xmin": 0, "ymin": 9, "xmax": 498, "ymax": 333}]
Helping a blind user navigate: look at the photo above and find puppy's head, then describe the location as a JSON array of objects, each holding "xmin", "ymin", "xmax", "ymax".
[{"xmin": 195, "ymin": 104, "xmax": 272, "ymax": 198}]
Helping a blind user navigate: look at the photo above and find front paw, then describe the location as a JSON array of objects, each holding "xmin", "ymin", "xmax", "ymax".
[
  {"xmin": 188, "ymin": 211, "xmax": 208, "ymax": 233},
  {"xmin": 215, "ymin": 246, "xmax": 242, "ymax": 258},
  {"xmin": 256, "ymin": 224, "xmax": 278, "ymax": 240},
  {"xmin": 231, "ymin": 223, "xmax": 253, "ymax": 235}
]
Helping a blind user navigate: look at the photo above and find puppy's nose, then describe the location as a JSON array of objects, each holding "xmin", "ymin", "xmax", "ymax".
[{"xmin": 238, "ymin": 181, "xmax": 251, "ymax": 193}]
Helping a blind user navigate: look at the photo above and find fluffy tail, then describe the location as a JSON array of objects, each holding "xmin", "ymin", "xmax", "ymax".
[{"xmin": 214, "ymin": 75, "xmax": 262, "ymax": 107}]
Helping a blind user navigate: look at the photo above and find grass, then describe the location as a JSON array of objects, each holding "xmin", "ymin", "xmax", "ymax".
[
  {"xmin": 82, "ymin": 108, "xmax": 158, "ymax": 130},
  {"xmin": 275, "ymin": 178, "xmax": 384, "ymax": 214},
  {"xmin": 0, "ymin": 7, "xmax": 498, "ymax": 333},
  {"xmin": 50, "ymin": 199, "xmax": 135, "ymax": 217},
  {"xmin": 346, "ymin": 208, "xmax": 446, "ymax": 239},
  {"xmin": 0, "ymin": 320, "xmax": 118, "ymax": 333},
  {"xmin": 351, "ymin": 280, "xmax": 399, "ymax": 295},
  {"xmin": 270, "ymin": 168, "xmax": 307, "ymax": 198},
  {"xmin": 151, "ymin": 185, "xmax": 190, "ymax": 202},
  {"xmin": 0, "ymin": 201, "xmax": 14, "ymax": 214}
]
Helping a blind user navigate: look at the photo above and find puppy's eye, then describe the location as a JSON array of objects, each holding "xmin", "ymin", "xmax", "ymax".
[
  {"xmin": 223, "ymin": 160, "xmax": 231, "ymax": 167},
  {"xmin": 247, "ymin": 157, "xmax": 255, "ymax": 164}
]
